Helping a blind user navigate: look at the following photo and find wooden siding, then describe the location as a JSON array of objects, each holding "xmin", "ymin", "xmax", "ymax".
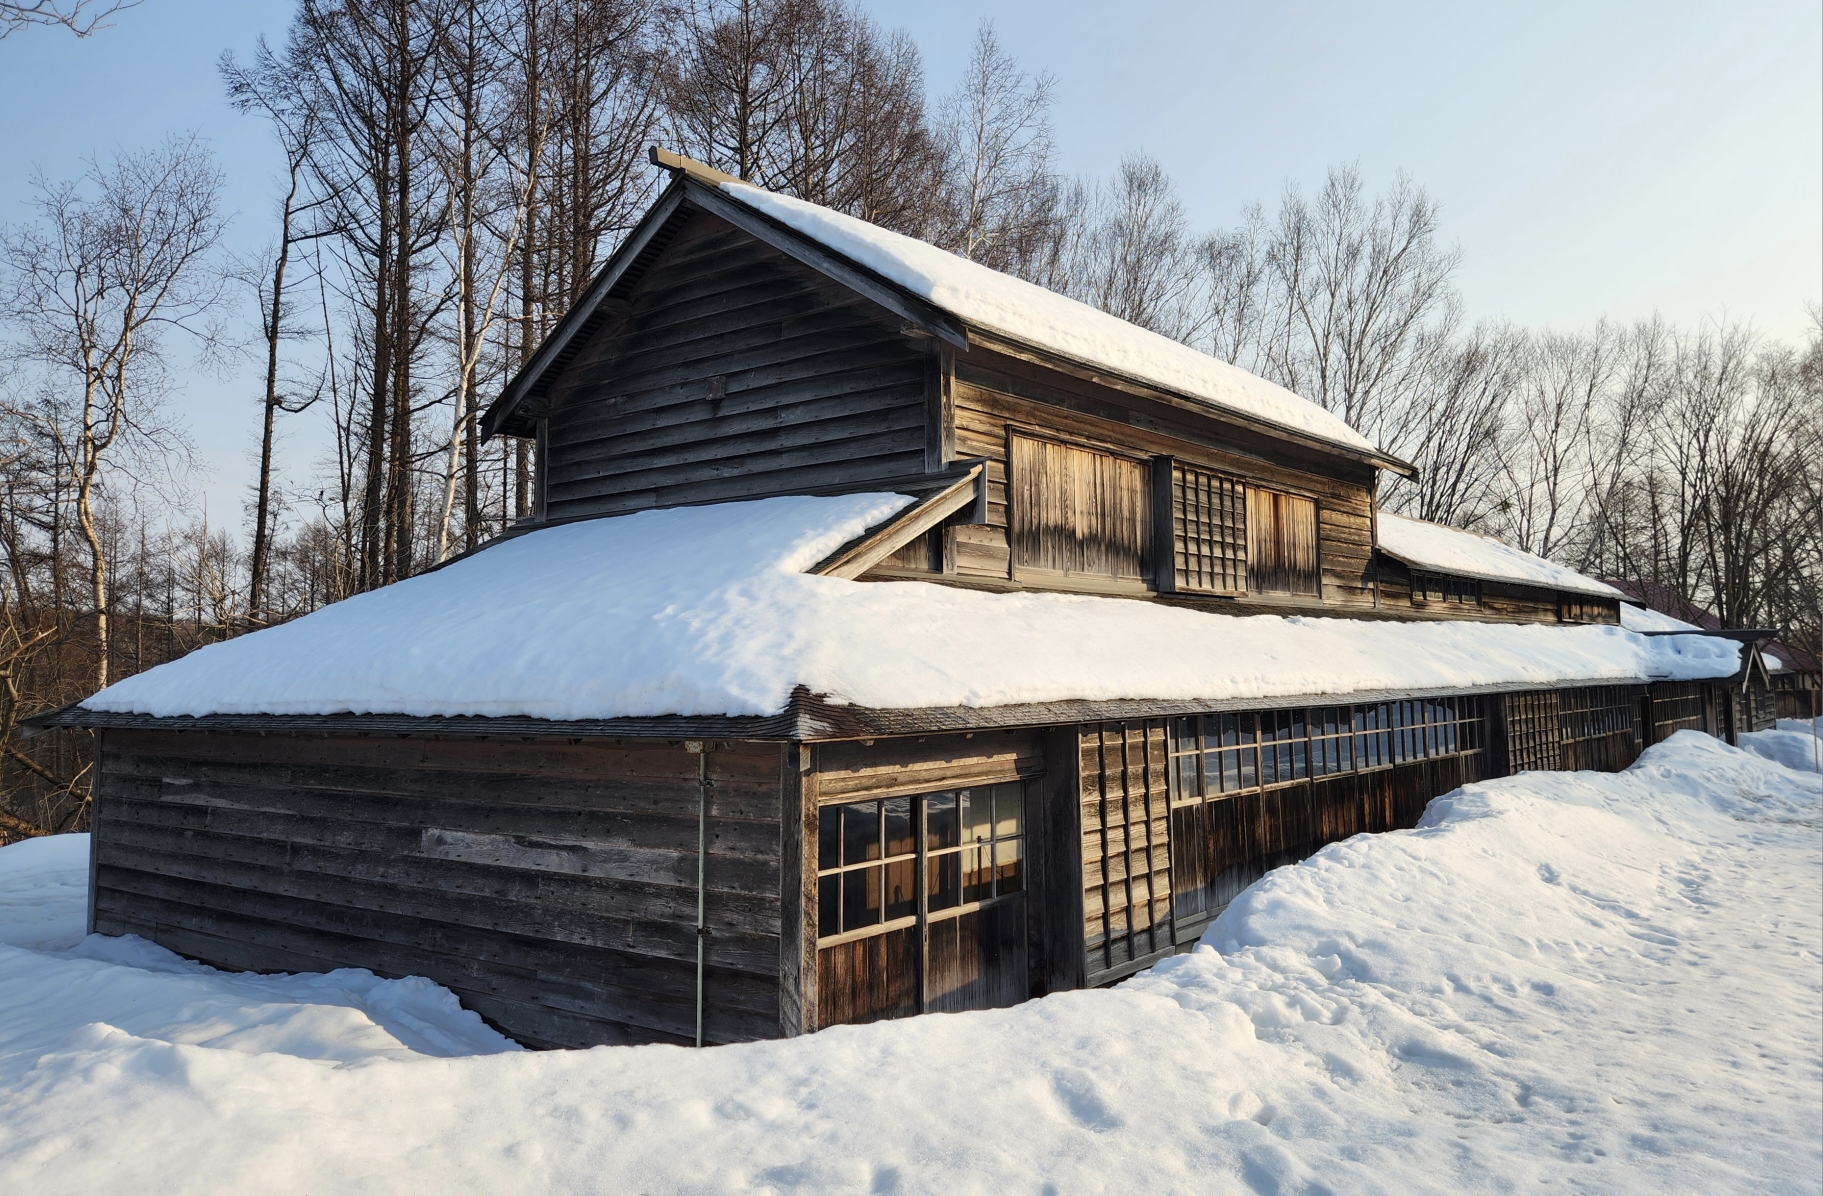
[
  {"xmin": 91, "ymin": 731, "xmax": 786, "ymax": 1049},
  {"xmin": 538, "ymin": 209, "xmax": 931, "ymax": 521},
  {"xmin": 949, "ymin": 348, "xmax": 1378, "ymax": 608},
  {"xmin": 1378, "ymin": 556, "xmax": 1619, "ymax": 626}
]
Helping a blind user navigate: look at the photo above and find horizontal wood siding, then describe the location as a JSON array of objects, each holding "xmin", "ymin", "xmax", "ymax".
[
  {"xmin": 91, "ymin": 730, "xmax": 785, "ymax": 1049},
  {"xmin": 540, "ymin": 210, "xmax": 929, "ymax": 520},
  {"xmin": 950, "ymin": 349, "xmax": 1377, "ymax": 607}
]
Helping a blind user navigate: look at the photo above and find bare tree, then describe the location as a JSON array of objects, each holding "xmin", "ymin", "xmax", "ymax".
[
  {"xmin": 1065, "ymin": 152, "xmax": 1197, "ymax": 336},
  {"xmin": 222, "ymin": 41, "xmax": 332, "ymax": 622},
  {"xmin": 1, "ymin": 139, "xmax": 224, "ymax": 688},
  {"xmin": 0, "ymin": 0, "xmax": 138, "ymax": 38}
]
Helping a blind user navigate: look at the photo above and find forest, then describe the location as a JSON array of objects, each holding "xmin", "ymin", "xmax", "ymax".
[{"xmin": 0, "ymin": 0, "xmax": 1817, "ymax": 839}]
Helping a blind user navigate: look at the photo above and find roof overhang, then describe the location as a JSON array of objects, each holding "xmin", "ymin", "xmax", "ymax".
[{"xmin": 1375, "ymin": 545, "xmax": 1622, "ymax": 600}]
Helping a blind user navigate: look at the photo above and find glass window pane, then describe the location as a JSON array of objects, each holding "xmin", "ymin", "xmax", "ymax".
[
  {"xmin": 993, "ymin": 782, "xmax": 1024, "ymax": 838},
  {"xmin": 961, "ymin": 845, "xmax": 989, "ymax": 904},
  {"xmin": 884, "ymin": 857, "xmax": 915, "ymax": 921},
  {"xmin": 818, "ymin": 873, "xmax": 840, "ymax": 938},
  {"xmin": 842, "ymin": 865, "xmax": 882, "ymax": 932},
  {"xmin": 961, "ymin": 789, "xmax": 992, "ymax": 844},
  {"xmin": 926, "ymin": 792, "xmax": 958, "ymax": 850},
  {"xmin": 842, "ymin": 802, "xmax": 881, "ymax": 866},
  {"xmin": 996, "ymin": 837, "xmax": 1024, "ymax": 896},
  {"xmin": 927, "ymin": 851, "xmax": 960, "ymax": 910},
  {"xmin": 882, "ymin": 797, "xmax": 913, "ymax": 858},
  {"xmin": 818, "ymin": 806, "xmax": 841, "ymax": 871},
  {"xmin": 1239, "ymin": 743, "xmax": 1257, "ymax": 790}
]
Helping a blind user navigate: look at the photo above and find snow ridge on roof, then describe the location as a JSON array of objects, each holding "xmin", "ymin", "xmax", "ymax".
[
  {"xmin": 83, "ymin": 495, "xmax": 1739, "ymax": 722},
  {"xmin": 1377, "ymin": 512, "xmax": 1624, "ymax": 599},
  {"xmin": 720, "ymin": 182, "xmax": 1382, "ymax": 460}
]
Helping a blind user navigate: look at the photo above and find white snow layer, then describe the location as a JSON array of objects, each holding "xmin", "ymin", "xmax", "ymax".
[
  {"xmin": 1, "ymin": 733, "xmax": 1818, "ymax": 1194},
  {"xmin": 1621, "ymin": 601, "xmax": 1703, "ymax": 633},
  {"xmin": 81, "ymin": 495, "xmax": 1741, "ymax": 721},
  {"xmin": 1739, "ymin": 716, "xmax": 1823, "ymax": 774},
  {"xmin": 1377, "ymin": 511, "xmax": 1625, "ymax": 598},
  {"xmin": 722, "ymin": 182, "xmax": 1380, "ymax": 457}
]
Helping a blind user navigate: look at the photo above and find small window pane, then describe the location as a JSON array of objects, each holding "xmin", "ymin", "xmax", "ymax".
[
  {"xmin": 926, "ymin": 792, "xmax": 958, "ymax": 850},
  {"xmin": 843, "ymin": 802, "xmax": 881, "ymax": 866},
  {"xmin": 842, "ymin": 865, "xmax": 882, "ymax": 932},
  {"xmin": 884, "ymin": 858, "xmax": 916, "ymax": 921},
  {"xmin": 961, "ymin": 845, "xmax": 989, "ymax": 903},
  {"xmin": 961, "ymin": 789, "xmax": 992, "ymax": 844},
  {"xmin": 818, "ymin": 806, "xmax": 841, "ymax": 871},
  {"xmin": 996, "ymin": 837, "xmax": 1024, "ymax": 896},
  {"xmin": 927, "ymin": 852, "xmax": 960, "ymax": 910},
  {"xmin": 992, "ymin": 782, "xmax": 1023, "ymax": 838},
  {"xmin": 818, "ymin": 873, "xmax": 840, "ymax": 938},
  {"xmin": 882, "ymin": 797, "xmax": 913, "ymax": 858}
]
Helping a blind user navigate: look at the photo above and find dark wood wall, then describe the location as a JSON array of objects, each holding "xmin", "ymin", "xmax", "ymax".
[
  {"xmin": 91, "ymin": 730, "xmax": 787, "ymax": 1049},
  {"xmin": 539, "ymin": 209, "xmax": 932, "ymax": 521},
  {"xmin": 935, "ymin": 348, "xmax": 1380, "ymax": 608},
  {"xmin": 1376, "ymin": 556, "xmax": 1621, "ymax": 626}
]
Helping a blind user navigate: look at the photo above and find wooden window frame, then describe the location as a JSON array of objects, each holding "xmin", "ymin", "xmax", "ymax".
[
  {"xmin": 1412, "ymin": 571, "xmax": 1481, "ymax": 608},
  {"xmin": 1243, "ymin": 484, "xmax": 1322, "ymax": 598},
  {"xmin": 1006, "ymin": 427, "xmax": 1154, "ymax": 590}
]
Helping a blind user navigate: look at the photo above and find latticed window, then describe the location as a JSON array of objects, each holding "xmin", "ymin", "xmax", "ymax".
[
  {"xmin": 1167, "ymin": 463, "xmax": 1246, "ymax": 593},
  {"xmin": 1413, "ymin": 572, "xmax": 1480, "ymax": 606},
  {"xmin": 1246, "ymin": 487, "xmax": 1319, "ymax": 595}
]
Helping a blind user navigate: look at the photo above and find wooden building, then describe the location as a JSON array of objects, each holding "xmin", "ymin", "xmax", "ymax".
[{"xmin": 32, "ymin": 152, "xmax": 1761, "ymax": 1050}]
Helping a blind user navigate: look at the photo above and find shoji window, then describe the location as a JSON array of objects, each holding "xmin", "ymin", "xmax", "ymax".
[
  {"xmin": 1245, "ymin": 487, "xmax": 1319, "ymax": 595},
  {"xmin": 1165, "ymin": 463, "xmax": 1247, "ymax": 594},
  {"xmin": 1009, "ymin": 433, "xmax": 1151, "ymax": 584}
]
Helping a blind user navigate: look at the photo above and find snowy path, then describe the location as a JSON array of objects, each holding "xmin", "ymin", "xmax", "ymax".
[{"xmin": 0, "ymin": 730, "xmax": 1816, "ymax": 1194}]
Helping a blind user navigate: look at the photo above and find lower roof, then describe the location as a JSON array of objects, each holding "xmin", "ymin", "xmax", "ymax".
[{"xmin": 59, "ymin": 494, "xmax": 1741, "ymax": 729}]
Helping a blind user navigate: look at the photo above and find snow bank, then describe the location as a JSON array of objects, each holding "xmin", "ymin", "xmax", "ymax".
[
  {"xmin": 1377, "ymin": 511, "xmax": 1623, "ymax": 598},
  {"xmin": 0, "ymin": 736, "xmax": 1817, "ymax": 1194},
  {"xmin": 1740, "ymin": 716, "xmax": 1823, "ymax": 774},
  {"xmin": 80, "ymin": 495, "xmax": 1741, "ymax": 720},
  {"xmin": 723, "ymin": 183, "xmax": 1379, "ymax": 457}
]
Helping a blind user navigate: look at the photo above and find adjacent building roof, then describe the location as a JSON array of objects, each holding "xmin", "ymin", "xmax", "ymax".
[
  {"xmin": 1376, "ymin": 512, "xmax": 1624, "ymax": 600},
  {"xmin": 71, "ymin": 495, "xmax": 1740, "ymax": 726},
  {"xmin": 1607, "ymin": 578, "xmax": 1819, "ymax": 675}
]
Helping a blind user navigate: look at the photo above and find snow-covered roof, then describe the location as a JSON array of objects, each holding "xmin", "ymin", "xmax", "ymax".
[
  {"xmin": 81, "ymin": 495, "xmax": 1740, "ymax": 722},
  {"xmin": 1377, "ymin": 512, "xmax": 1624, "ymax": 599},
  {"xmin": 720, "ymin": 182, "xmax": 1385, "ymax": 463},
  {"xmin": 1620, "ymin": 603, "xmax": 1702, "ymax": 634}
]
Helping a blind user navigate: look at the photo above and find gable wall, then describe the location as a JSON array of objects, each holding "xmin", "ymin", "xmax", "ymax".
[{"xmin": 539, "ymin": 210, "xmax": 934, "ymax": 522}]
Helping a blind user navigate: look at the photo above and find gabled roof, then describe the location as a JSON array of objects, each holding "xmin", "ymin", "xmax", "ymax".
[
  {"xmin": 62, "ymin": 493, "xmax": 1738, "ymax": 726},
  {"xmin": 484, "ymin": 150, "xmax": 1416, "ymax": 477},
  {"xmin": 1376, "ymin": 512, "xmax": 1624, "ymax": 600}
]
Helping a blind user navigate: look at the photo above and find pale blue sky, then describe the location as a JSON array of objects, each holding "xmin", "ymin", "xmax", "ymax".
[{"xmin": 1, "ymin": 0, "xmax": 1817, "ymax": 522}]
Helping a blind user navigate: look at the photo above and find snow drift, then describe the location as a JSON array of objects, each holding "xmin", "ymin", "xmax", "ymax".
[
  {"xmin": 0, "ymin": 732, "xmax": 1817, "ymax": 1194},
  {"xmin": 80, "ymin": 493, "xmax": 1742, "ymax": 721}
]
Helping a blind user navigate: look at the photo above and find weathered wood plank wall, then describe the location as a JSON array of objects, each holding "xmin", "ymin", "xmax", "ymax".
[
  {"xmin": 91, "ymin": 731, "xmax": 786, "ymax": 1049},
  {"xmin": 946, "ymin": 348, "xmax": 1379, "ymax": 606},
  {"xmin": 539, "ymin": 210, "xmax": 931, "ymax": 521}
]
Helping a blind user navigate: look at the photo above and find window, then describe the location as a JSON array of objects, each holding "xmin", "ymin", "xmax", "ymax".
[
  {"xmin": 1413, "ymin": 572, "xmax": 1480, "ymax": 607},
  {"xmin": 1245, "ymin": 487, "xmax": 1319, "ymax": 595},
  {"xmin": 1165, "ymin": 463, "xmax": 1246, "ymax": 594},
  {"xmin": 817, "ymin": 784, "xmax": 1025, "ymax": 944},
  {"xmin": 1010, "ymin": 433, "xmax": 1151, "ymax": 583}
]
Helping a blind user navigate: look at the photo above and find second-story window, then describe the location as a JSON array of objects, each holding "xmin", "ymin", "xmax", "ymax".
[
  {"xmin": 1166, "ymin": 463, "xmax": 1247, "ymax": 594},
  {"xmin": 1246, "ymin": 486, "xmax": 1320, "ymax": 595},
  {"xmin": 1009, "ymin": 432, "xmax": 1152, "ymax": 585}
]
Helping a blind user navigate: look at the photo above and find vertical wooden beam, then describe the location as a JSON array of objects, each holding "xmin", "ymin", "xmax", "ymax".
[
  {"xmin": 777, "ymin": 741, "xmax": 820, "ymax": 1036},
  {"xmin": 532, "ymin": 417, "xmax": 550, "ymax": 523},
  {"xmin": 87, "ymin": 730, "xmax": 104, "ymax": 936},
  {"xmin": 1152, "ymin": 457, "xmax": 1177, "ymax": 594},
  {"xmin": 923, "ymin": 344, "xmax": 955, "ymax": 473},
  {"xmin": 1041, "ymin": 724, "xmax": 1086, "ymax": 993}
]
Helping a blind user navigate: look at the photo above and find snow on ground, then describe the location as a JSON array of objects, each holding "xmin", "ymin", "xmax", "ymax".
[
  {"xmin": 81, "ymin": 494, "xmax": 1741, "ymax": 721},
  {"xmin": 0, "ymin": 732, "xmax": 1817, "ymax": 1194},
  {"xmin": 1376, "ymin": 512, "xmax": 1623, "ymax": 598},
  {"xmin": 721, "ymin": 182, "xmax": 1379, "ymax": 457}
]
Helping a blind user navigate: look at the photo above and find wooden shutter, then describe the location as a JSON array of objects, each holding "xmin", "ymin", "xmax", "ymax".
[
  {"xmin": 1162, "ymin": 462, "xmax": 1246, "ymax": 594},
  {"xmin": 1009, "ymin": 434, "xmax": 1151, "ymax": 583},
  {"xmin": 1245, "ymin": 487, "xmax": 1319, "ymax": 595}
]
